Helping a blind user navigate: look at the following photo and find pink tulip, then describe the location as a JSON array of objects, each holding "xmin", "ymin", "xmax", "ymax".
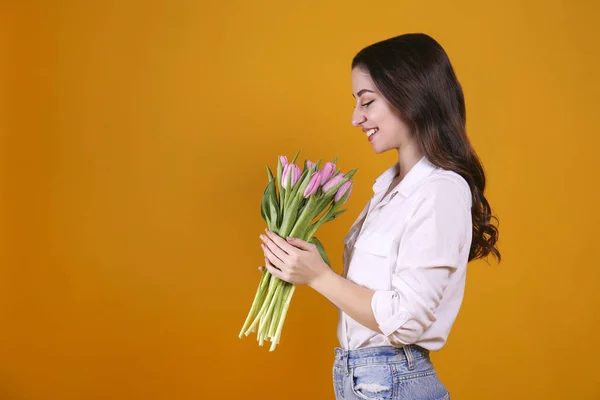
[
  {"xmin": 322, "ymin": 173, "xmax": 344, "ymax": 193},
  {"xmin": 282, "ymin": 163, "xmax": 301, "ymax": 189},
  {"xmin": 306, "ymin": 160, "xmax": 316, "ymax": 171},
  {"xmin": 280, "ymin": 155, "xmax": 288, "ymax": 168},
  {"xmin": 334, "ymin": 181, "xmax": 353, "ymax": 202},
  {"xmin": 319, "ymin": 162, "xmax": 336, "ymax": 186},
  {"xmin": 303, "ymin": 172, "xmax": 321, "ymax": 198}
]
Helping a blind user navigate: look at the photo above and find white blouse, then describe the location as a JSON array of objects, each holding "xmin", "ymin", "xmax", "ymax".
[{"xmin": 338, "ymin": 156, "xmax": 473, "ymax": 351}]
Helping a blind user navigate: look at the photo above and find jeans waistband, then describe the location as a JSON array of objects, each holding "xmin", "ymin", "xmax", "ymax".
[{"xmin": 334, "ymin": 345, "xmax": 429, "ymax": 368}]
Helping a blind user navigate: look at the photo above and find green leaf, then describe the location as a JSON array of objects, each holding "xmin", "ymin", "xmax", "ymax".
[
  {"xmin": 276, "ymin": 156, "xmax": 283, "ymax": 203},
  {"xmin": 297, "ymin": 201, "xmax": 307, "ymax": 218},
  {"xmin": 267, "ymin": 177, "xmax": 278, "ymax": 205},
  {"xmin": 268, "ymin": 200, "xmax": 279, "ymax": 229},
  {"xmin": 261, "ymin": 201, "xmax": 267, "ymax": 223},
  {"xmin": 266, "ymin": 165, "xmax": 274, "ymax": 182},
  {"xmin": 261, "ymin": 194, "xmax": 270, "ymax": 225},
  {"xmin": 327, "ymin": 208, "xmax": 347, "ymax": 222},
  {"xmin": 310, "ymin": 237, "xmax": 331, "ymax": 267},
  {"xmin": 290, "ymin": 149, "xmax": 301, "ymax": 164},
  {"xmin": 261, "ymin": 179, "xmax": 277, "ymax": 225}
]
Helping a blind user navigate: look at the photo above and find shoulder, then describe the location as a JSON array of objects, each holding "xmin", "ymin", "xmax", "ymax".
[{"xmin": 416, "ymin": 169, "xmax": 472, "ymax": 209}]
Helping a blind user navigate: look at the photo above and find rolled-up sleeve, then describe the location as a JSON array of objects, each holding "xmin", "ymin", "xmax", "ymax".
[{"xmin": 371, "ymin": 178, "xmax": 471, "ymax": 345}]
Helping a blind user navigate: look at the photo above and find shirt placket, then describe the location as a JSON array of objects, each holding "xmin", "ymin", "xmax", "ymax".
[
  {"xmin": 342, "ymin": 191, "xmax": 399, "ymax": 349},
  {"xmin": 341, "ymin": 200, "xmax": 372, "ymax": 349}
]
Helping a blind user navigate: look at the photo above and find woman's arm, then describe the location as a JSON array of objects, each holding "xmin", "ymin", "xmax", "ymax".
[
  {"xmin": 308, "ymin": 268, "xmax": 382, "ymax": 333},
  {"xmin": 260, "ymin": 231, "xmax": 382, "ymax": 333},
  {"xmin": 260, "ymin": 176, "xmax": 471, "ymax": 344}
]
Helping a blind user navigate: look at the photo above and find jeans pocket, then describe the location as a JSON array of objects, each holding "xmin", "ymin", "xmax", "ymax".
[
  {"xmin": 349, "ymin": 364, "xmax": 394, "ymax": 400},
  {"xmin": 333, "ymin": 363, "xmax": 344, "ymax": 400},
  {"xmin": 395, "ymin": 369, "xmax": 449, "ymax": 400}
]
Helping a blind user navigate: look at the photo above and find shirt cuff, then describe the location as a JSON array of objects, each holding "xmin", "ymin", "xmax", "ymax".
[{"xmin": 371, "ymin": 290, "xmax": 412, "ymax": 337}]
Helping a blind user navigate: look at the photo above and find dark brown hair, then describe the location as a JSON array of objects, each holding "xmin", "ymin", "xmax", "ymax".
[{"xmin": 353, "ymin": 33, "xmax": 500, "ymax": 262}]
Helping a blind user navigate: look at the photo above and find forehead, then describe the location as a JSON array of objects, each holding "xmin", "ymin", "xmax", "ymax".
[{"xmin": 351, "ymin": 67, "xmax": 377, "ymax": 96}]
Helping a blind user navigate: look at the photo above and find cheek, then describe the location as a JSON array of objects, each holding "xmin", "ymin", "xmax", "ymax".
[
  {"xmin": 381, "ymin": 108, "xmax": 411, "ymax": 134},
  {"xmin": 368, "ymin": 106, "xmax": 386, "ymax": 125},
  {"xmin": 394, "ymin": 118, "xmax": 413, "ymax": 137}
]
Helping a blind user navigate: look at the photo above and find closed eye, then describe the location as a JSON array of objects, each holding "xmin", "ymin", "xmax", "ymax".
[{"xmin": 361, "ymin": 100, "xmax": 374, "ymax": 107}]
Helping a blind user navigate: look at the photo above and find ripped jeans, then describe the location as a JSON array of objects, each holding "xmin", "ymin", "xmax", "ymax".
[{"xmin": 333, "ymin": 345, "xmax": 450, "ymax": 400}]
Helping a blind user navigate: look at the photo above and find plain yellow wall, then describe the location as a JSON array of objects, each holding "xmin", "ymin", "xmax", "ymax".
[{"xmin": 2, "ymin": 1, "xmax": 599, "ymax": 399}]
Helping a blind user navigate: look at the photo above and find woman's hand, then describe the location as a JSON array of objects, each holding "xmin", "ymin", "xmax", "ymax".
[
  {"xmin": 259, "ymin": 229, "xmax": 381, "ymax": 333},
  {"xmin": 259, "ymin": 229, "xmax": 330, "ymax": 286}
]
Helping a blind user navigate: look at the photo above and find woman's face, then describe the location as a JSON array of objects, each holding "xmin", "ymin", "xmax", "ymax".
[{"xmin": 351, "ymin": 66, "xmax": 413, "ymax": 154}]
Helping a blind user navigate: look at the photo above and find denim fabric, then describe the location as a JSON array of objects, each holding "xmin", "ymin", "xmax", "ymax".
[{"xmin": 333, "ymin": 346, "xmax": 450, "ymax": 400}]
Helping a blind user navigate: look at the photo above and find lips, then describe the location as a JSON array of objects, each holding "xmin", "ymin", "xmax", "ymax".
[
  {"xmin": 365, "ymin": 128, "xmax": 379, "ymax": 143},
  {"xmin": 364, "ymin": 128, "xmax": 379, "ymax": 137}
]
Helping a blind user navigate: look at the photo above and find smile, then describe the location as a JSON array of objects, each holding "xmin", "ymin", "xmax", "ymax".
[{"xmin": 366, "ymin": 128, "xmax": 379, "ymax": 137}]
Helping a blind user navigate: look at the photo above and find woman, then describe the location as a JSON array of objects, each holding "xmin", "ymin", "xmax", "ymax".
[{"xmin": 259, "ymin": 33, "xmax": 500, "ymax": 400}]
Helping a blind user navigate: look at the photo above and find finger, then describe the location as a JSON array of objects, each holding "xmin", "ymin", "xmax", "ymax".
[
  {"xmin": 265, "ymin": 230, "xmax": 297, "ymax": 254},
  {"xmin": 262, "ymin": 243, "xmax": 286, "ymax": 271},
  {"xmin": 261, "ymin": 234, "xmax": 289, "ymax": 262},
  {"xmin": 265, "ymin": 257, "xmax": 279, "ymax": 272},
  {"xmin": 264, "ymin": 260, "xmax": 287, "ymax": 282},
  {"xmin": 285, "ymin": 236, "xmax": 314, "ymax": 251}
]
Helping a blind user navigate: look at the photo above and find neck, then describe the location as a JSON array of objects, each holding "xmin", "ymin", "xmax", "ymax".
[{"xmin": 396, "ymin": 141, "xmax": 424, "ymax": 180}]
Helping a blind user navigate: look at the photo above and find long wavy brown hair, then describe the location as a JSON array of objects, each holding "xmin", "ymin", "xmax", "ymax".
[{"xmin": 353, "ymin": 33, "xmax": 500, "ymax": 262}]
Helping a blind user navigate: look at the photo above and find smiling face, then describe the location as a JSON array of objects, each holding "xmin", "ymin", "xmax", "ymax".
[{"xmin": 351, "ymin": 66, "xmax": 414, "ymax": 154}]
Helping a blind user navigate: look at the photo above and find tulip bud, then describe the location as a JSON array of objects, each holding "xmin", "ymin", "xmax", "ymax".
[
  {"xmin": 334, "ymin": 181, "xmax": 353, "ymax": 203},
  {"xmin": 306, "ymin": 160, "xmax": 316, "ymax": 171},
  {"xmin": 292, "ymin": 165, "xmax": 301, "ymax": 186},
  {"xmin": 303, "ymin": 172, "xmax": 321, "ymax": 198},
  {"xmin": 319, "ymin": 162, "xmax": 336, "ymax": 186},
  {"xmin": 322, "ymin": 173, "xmax": 344, "ymax": 193},
  {"xmin": 280, "ymin": 155, "xmax": 288, "ymax": 168},
  {"xmin": 282, "ymin": 163, "xmax": 301, "ymax": 189}
]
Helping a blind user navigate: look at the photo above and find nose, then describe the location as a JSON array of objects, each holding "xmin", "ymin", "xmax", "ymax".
[{"xmin": 352, "ymin": 106, "xmax": 366, "ymax": 127}]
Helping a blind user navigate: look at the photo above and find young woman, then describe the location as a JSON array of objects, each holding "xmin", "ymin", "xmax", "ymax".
[{"xmin": 259, "ymin": 33, "xmax": 500, "ymax": 400}]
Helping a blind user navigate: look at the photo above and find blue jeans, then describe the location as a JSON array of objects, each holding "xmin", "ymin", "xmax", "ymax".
[{"xmin": 333, "ymin": 345, "xmax": 450, "ymax": 400}]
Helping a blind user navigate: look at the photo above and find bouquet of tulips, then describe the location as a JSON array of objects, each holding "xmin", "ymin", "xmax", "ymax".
[{"xmin": 238, "ymin": 151, "xmax": 357, "ymax": 351}]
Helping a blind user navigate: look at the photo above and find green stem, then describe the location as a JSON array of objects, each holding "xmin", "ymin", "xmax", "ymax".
[
  {"xmin": 289, "ymin": 196, "xmax": 319, "ymax": 238},
  {"xmin": 238, "ymin": 269, "xmax": 270, "ymax": 338},
  {"xmin": 260, "ymin": 280, "xmax": 283, "ymax": 337},
  {"xmin": 281, "ymin": 188, "xmax": 287, "ymax": 213},
  {"xmin": 268, "ymin": 283, "xmax": 287, "ymax": 339},
  {"xmin": 279, "ymin": 201, "xmax": 300, "ymax": 238},
  {"xmin": 305, "ymin": 218, "xmax": 326, "ymax": 240},
  {"xmin": 244, "ymin": 274, "xmax": 278, "ymax": 336},
  {"xmin": 304, "ymin": 199, "xmax": 343, "ymax": 239},
  {"xmin": 269, "ymin": 285, "xmax": 296, "ymax": 351}
]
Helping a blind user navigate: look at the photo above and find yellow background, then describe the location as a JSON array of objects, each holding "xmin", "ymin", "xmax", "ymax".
[{"xmin": 2, "ymin": 1, "xmax": 599, "ymax": 399}]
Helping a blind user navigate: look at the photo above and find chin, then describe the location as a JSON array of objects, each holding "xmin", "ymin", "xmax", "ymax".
[{"xmin": 372, "ymin": 143, "xmax": 394, "ymax": 154}]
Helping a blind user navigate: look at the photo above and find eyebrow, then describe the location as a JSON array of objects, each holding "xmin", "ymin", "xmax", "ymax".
[{"xmin": 353, "ymin": 89, "xmax": 375, "ymax": 98}]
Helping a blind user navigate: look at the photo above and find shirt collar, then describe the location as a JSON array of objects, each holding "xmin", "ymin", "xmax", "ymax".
[{"xmin": 372, "ymin": 156, "xmax": 437, "ymax": 198}]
